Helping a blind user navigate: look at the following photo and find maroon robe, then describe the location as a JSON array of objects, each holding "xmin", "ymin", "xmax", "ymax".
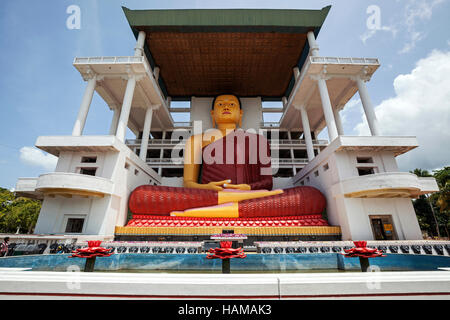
[{"xmin": 199, "ymin": 129, "xmax": 273, "ymax": 190}]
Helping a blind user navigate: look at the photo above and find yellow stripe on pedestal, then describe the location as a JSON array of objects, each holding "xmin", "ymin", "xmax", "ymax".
[{"xmin": 114, "ymin": 225, "xmax": 342, "ymax": 236}]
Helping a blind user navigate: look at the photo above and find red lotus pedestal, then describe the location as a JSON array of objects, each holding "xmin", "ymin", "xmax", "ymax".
[
  {"xmin": 206, "ymin": 241, "xmax": 246, "ymax": 273},
  {"xmin": 341, "ymin": 241, "xmax": 386, "ymax": 272},
  {"xmin": 69, "ymin": 241, "xmax": 114, "ymax": 272}
]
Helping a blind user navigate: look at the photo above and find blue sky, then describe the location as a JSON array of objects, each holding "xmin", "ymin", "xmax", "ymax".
[{"xmin": 1, "ymin": 0, "xmax": 449, "ymax": 190}]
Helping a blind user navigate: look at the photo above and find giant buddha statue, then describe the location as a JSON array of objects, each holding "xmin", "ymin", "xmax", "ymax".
[{"xmin": 129, "ymin": 94, "xmax": 326, "ymax": 218}]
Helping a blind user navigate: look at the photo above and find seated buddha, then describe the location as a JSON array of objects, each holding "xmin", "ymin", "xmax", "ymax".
[{"xmin": 129, "ymin": 94, "xmax": 326, "ymax": 218}]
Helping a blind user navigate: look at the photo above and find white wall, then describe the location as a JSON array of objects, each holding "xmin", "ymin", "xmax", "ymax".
[
  {"xmin": 35, "ymin": 137, "xmax": 160, "ymax": 237},
  {"xmin": 294, "ymin": 146, "xmax": 424, "ymax": 240}
]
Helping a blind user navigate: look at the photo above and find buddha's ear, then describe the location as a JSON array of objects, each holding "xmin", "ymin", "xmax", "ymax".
[
  {"xmin": 210, "ymin": 110, "xmax": 215, "ymax": 128},
  {"xmin": 239, "ymin": 109, "xmax": 243, "ymax": 128}
]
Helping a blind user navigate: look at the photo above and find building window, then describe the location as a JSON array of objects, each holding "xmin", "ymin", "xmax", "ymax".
[
  {"xmin": 125, "ymin": 162, "xmax": 130, "ymax": 170},
  {"xmin": 81, "ymin": 156, "xmax": 97, "ymax": 163},
  {"xmin": 306, "ymin": 177, "xmax": 310, "ymax": 182},
  {"xmin": 273, "ymin": 168, "xmax": 294, "ymax": 178},
  {"xmin": 161, "ymin": 168, "xmax": 184, "ymax": 177},
  {"xmin": 358, "ymin": 167, "xmax": 375, "ymax": 176},
  {"xmin": 300, "ymin": 181, "xmax": 304, "ymax": 186},
  {"xmin": 134, "ymin": 169, "xmax": 139, "ymax": 176},
  {"xmin": 314, "ymin": 170, "xmax": 319, "ymax": 177},
  {"xmin": 357, "ymin": 157, "xmax": 373, "ymax": 164},
  {"xmin": 80, "ymin": 168, "xmax": 96, "ymax": 176},
  {"xmin": 323, "ymin": 163, "xmax": 329, "ymax": 171},
  {"xmin": 65, "ymin": 218, "xmax": 84, "ymax": 233}
]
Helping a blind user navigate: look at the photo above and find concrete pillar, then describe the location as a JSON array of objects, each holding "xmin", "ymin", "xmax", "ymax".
[
  {"xmin": 139, "ymin": 107, "xmax": 154, "ymax": 161},
  {"xmin": 316, "ymin": 78, "xmax": 339, "ymax": 142},
  {"xmin": 356, "ymin": 77, "xmax": 380, "ymax": 136},
  {"xmin": 116, "ymin": 75, "xmax": 136, "ymax": 142},
  {"xmin": 307, "ymin": 31, "xmax": 319, "ymax": 57},
  {"xmin": 334, "ymin": 108, "xmax": 344, "ymax": 136},
  {"xmin": 72, "ymin": 76, "xmax": 97, "ymax": 136},
  {"xmin": 134, "ymin": 31, "xmax": 146, "ymax": 57},
  {"xmin": 109, "ymin": 107, "xmax": 120, "ymax": 135},
  {"xmin": 299, "ymin": 105, "xmax": 315, "ymax": 161}
]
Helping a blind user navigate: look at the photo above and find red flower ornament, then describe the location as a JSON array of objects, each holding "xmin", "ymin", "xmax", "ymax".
[
  {"xmin": 69, "ymin": 241, "xmax": 114, "ymax": 259},
  {"xmin": 341, "ymin": 241, "xmax": 386, "ymax": 258},
  {"xmin": 206, "ymin": 241, "xmax": 246, "ymax": 260}
]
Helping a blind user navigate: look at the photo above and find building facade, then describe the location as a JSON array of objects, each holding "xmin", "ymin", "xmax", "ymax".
[{"xmin": 15, "ymin": 7, "xmax": 439, "ymax": 241}]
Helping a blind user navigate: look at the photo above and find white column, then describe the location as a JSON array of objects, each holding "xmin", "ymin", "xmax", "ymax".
[
  {"xmin": 109, "ymin": 107, "xmax": 120, "ymax": 135},
  {"xmin": 116, "ymin": 75, "xmax": 136, "ymax": 142},
  {"xmin": 298, "ymin": 105, "xmax": 315, "ymax": 161},
  {"xmin": 334, "ymin": 108, "xmax": 344, "ymax": 136},
  {"xmin": 134, "ymin": 31, "xmax": 146, "ymax": 57},
  {"xmin": 316, "ymin": 77, "xmax": 339, "ymax": 141},
  {"xmin": 72, "ymin": 76, "xmax": 96, "ymax": 136},
  {"xmin": 356, "ymin": 77, "xmax": 380, "ymax": 136},
  {"xmin": 139, "ymin": 107, "xmax": 154, "ymax": 161},
  {"xmin": 307, "ymin": 31, "xmax": 319, "ymax": 56}
]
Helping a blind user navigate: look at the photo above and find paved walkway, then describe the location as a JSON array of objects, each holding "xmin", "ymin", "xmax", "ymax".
[{"xmin": 0, "ymin": 269, "xmax": 449, "ymax": 299}]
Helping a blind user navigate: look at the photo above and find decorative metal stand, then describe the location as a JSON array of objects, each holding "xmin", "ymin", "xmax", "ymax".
[
  {"xmin": 222, "ymin": 258, "xmax": 231, "ymax": 274},
  {"xmin": 358, "ymin": 257, "xmax": 370, "ymax": 272},
  {"xmin": 84, "ymin": 257, "xmax": 97, "ymax": 272}
]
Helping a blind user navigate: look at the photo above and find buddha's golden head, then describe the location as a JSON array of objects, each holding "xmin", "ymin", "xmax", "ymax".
[{"xmin": 210, "ymin": 94, "xmax": 243, "ymax": 127}]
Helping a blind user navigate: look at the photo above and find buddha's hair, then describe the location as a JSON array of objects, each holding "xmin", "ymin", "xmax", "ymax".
[{"xmin": 211, "ymin": 94, "xmax": 242, "ymax": 110}]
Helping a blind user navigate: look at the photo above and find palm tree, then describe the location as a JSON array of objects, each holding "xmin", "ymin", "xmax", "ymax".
[{"xmin": 411, "ymin": 168, "xmax": 440, "ymax": 237}]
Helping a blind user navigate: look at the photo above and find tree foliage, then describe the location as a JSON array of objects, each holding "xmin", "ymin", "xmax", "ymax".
[
  {"xmin": 411, "ymin": 167, "xmax": 450, "ymax": 238},
  {"xmin": 0, "ymin": 188, "xmax": 41, "ymax": 234}
]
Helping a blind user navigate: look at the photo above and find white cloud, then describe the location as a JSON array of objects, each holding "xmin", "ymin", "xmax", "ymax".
[
  {"xmin": 359, "ymin": 0, "xmax": 445, "ymax": 53},
  {"xmin": 19, "ymin": 147, "xmax": 57, "ymax": 171},
  {"xmin": 345, "ymin": 98, "xmax": 361, "ymax": 110},
  {"xmin": 398, "ymin": 0, "xmax": 445, "ymax": 54},
  {"xmin": 399, "ymin": 31, "xmax": 425, "ymax": 54},
  {"xmin": 360, "ymin": 26, "xmax": 396, "ymax": 44},
  {"xmin": 355, "ymin": 49, "xmax": 450, "ymax": 171},
  {"xmin": 340, "ymin": 98, "xmax": 362, "ymax": 127}
]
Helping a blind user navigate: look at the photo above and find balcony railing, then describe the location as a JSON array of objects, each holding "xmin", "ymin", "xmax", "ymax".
[
  {"xmin": 272, "ymin": 159, "xmax": 309, "ymax": 164},
  {"xmin": 270, "ymin": 139, "xmax": 328, "ymax": 145},
  {"xmin": 126, "ymin": 139, "xmax": 328, "ymax": 147},
  {"xmin": 260, "ymin": 122, "xmax": 280, "ymax": 128},
  {"xmin": 126, "ymin": 139, "xmax": 186, "ymax": 146},
  {"xmin": 173, "ymin": 122, "xmax": 193, "ymax": 127},
  {"xmin": 146, "ymin": 158, "xmax": 309, "ymax": 165},
  {"xmin": 74, "ymin": 56, "xmax": 144, "ymax": 65},
  {"xmin": 310, "ymin": 56, "xmax": 380, "ymax": 65}
]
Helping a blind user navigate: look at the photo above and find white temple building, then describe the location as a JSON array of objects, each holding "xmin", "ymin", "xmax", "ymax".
[{"xmin": 15, "ymin": 7, "xmax": 439, "ymax": 241}]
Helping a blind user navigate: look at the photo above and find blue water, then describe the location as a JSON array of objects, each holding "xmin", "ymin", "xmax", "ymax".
[{"xmin": 0, "ymin": 253, "xmax": 449, "ymax": 272}]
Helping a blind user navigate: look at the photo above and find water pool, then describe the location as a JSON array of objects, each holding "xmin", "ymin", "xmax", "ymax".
[{"xmin": 0, "ymin": 253, "xmax": 449, "ymax": 273}]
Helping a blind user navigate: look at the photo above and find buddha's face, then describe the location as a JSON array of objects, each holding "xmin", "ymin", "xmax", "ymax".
[{"xmin": 211, "ymin": 95, "xmax": 243, "ymax": 126}]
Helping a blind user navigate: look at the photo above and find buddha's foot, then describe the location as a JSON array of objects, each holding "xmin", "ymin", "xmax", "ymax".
[
  {"xmin": 170, "ymin": 202, "xmax": 239, "ymax": 218},
  {"xmin": 218, "ymin": 189, "xmax": 283, "ymax": 204}
]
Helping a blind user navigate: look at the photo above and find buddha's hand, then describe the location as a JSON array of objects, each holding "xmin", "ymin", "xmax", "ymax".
[
  {"xmin": 204, "ymin": 180, "xmax": 231, "ymax": 191},
  {"xmin": 222, "ymin": 183, "xmax": 251, "ymax": 190}
]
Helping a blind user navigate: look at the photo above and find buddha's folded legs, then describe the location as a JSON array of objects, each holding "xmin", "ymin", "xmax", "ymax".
[
  {"xmin": 129, "ymin": 185, "xmax": 218, "ymax": 215},
  {"xmin": 129, "ymin": 185, "xmax": 326, "ymax": 218}
]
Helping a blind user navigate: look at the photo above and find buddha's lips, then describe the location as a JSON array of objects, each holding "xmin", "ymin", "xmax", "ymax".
[{"xmin": 222, "ymin": 111, "xmax": 231, "ymax": 114}]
